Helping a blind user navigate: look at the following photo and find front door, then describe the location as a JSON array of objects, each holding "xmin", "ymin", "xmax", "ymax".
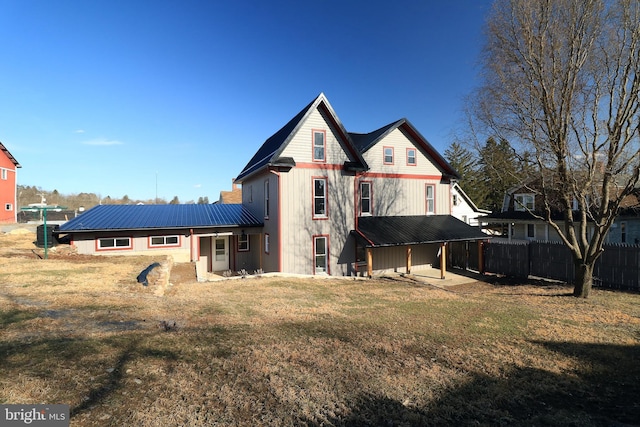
[{"xmin": 211, "ymin": 237, "xmax": 229, "ymax": 272}]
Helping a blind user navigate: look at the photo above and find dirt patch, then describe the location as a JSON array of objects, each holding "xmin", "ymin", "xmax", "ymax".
[{"xmin": 170, "ymin": 262, "xmax": 197, "ymax": 284}]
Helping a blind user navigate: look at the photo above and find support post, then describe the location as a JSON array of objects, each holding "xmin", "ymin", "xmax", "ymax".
[
  {"xmin": 406, "ymin": 245, "xmax": 412, "ymax": 274},
  {"xmin": 478, "ymin": 240, "xmax": 484, "ymax": 275},
  {"xmin": 440, "ymin": 242, "xmax": 446, "ymax": 279},
  {"xmin": 366, "ymin": 247, "xmax": 373, "ymax": 278}
]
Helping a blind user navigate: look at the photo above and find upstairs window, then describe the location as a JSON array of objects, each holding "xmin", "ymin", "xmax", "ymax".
[
  {"xmin": 359, "ymin": 181, "xmax": 372, "ymax": 216},
  {"xmin": 383, "ymin": 147, "xmax": 394, "ymax": 165},
  {"xmin": 425, "ymin": 184, "xmax": 435, "ymax": 214},
  {"xmin": 407, "ymin": 148, "xmax": 417, "ymax": 166},
  {"xmin": 1, "ymin": 169, "xmax": 6, "ymax": 180},
  {"xmin": 514, "ymin": 194, "xmax": 535, "ymax": 211},
  {"xmin": 313, "ymin": 130, "xmax": 326, "ymax": 162},
  {"xmin": 313, "ymin": 177, "xmax": 328, "ymax": 219}
]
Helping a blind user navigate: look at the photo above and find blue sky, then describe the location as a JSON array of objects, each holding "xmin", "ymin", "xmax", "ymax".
[{"xmin": 0, "ymin": 0, "xmax": 491, "ymax": 203}]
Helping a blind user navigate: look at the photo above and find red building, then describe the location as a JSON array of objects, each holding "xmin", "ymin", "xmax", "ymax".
[{"xmin": 0, "ymin": 142, "xmax": 21, "ymax": 223}]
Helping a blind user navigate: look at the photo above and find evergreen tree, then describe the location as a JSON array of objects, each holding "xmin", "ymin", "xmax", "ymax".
[
  {"xmin": 477, "ymin": 137, "xmax": 523, "ymax": 212},
  {"xmin": 444, "ymin": 142, "xmax": 485, "ymax": 208}
]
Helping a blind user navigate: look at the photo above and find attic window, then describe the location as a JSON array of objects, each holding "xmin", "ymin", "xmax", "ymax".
[
  {"xmin": 407, "ymin": 148, "xmax": 416, "ymax": 166},
  {"xmin": 514, "ymin": 194, "xmax": 535, "ymax": 211},
  {"xmin": 313, "ymin": 130, "xmax": 326, "ymax": 162}
]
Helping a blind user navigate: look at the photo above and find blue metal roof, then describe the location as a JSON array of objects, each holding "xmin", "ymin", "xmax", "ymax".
[{"xmin": 59, "ymin": 204, "xmax": 263, "ymax": 232}]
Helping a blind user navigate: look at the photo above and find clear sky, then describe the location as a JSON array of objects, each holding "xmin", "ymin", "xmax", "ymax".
[{"xmin": 0, "ymin": 0, "xmax": 492, "ymax": 204}]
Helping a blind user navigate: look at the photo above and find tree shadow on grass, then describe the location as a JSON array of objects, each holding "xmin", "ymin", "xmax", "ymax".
[{"xmin": 301, "ymin": 341, "xmax": 640, "ymax": 426}]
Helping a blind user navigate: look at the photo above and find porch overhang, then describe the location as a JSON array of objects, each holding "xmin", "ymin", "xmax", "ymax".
[{"xmin": 353, "ymin": 215, "xmax": 489, "ymax": 248}]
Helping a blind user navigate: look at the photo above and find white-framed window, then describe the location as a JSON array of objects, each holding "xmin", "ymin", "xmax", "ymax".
[
  {"xmin": 5, "ymin": 203, "xmax": 12, "ymax": 211},
  {"xmin": 264, "ymin": 233, "xmax": 270, "ymax": 254},
  {"xmin": 238, "ymin": 234, "xmax": 249, "ymax": 252},
  {"xmin": 383, "ymin": 147, "xmax": 394, "ymax": 165},
  {"xmin": 514, "ymin": 194, "xmax": 535, "ymax": 211},
  {"xmin": 425, "ymin": 184, "xmax": 435, "ymax": 214},
  {"xmin": 406, "ymin": 148, "xmax": 416, "ymax": 166},
  {"xmin": 149, "ymin": 235, "xmax": 179, "ymax": 247},
  {"xmin": 452, "ymin": 194, "xmax": 459, "ymax": 206},
  {"xmin": 359, "ymin": 181, "xmax": 372, "ymax": 216},
  {"xmin": 313, "ymin": 177, "xmax": 328, "ymax": 219},
  {"xmin": 264, "ymin": 180, "xmax": 270, "ymax": 219},
  {"xmin": 313, "ymin": 235, "xmax": 329, "ymax": 274},
  {"xmin": 97, "ymin": 237, "xmax": 132, "ymax": 251},
  {"xmin": 1, "ymin": 169, "xmax": 6, "ymax": 180},
  {"xmin": 313, "ymin": 130, "xmax": 326, "ymax": 162}
]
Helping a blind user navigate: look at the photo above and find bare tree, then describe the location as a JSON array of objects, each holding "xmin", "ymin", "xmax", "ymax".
[{"xmin": 472, "ymin": 0, "xmax": 640, "ymax": 297}]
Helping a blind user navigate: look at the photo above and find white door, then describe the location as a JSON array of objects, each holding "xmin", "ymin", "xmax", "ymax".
[{"xmin": 211, "ymin": 237, "xmax": 229, "ymax": 271}]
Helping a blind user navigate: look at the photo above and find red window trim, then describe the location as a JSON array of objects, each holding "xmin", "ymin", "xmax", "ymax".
[
  {"xmin": 383, "ymin": 146, "xmax": 394, "ymax": 165},
  {"xmin": 312, "ymin": 129, "xmax": 327, "ymax": 163},
  {"xmin": 406, "ymin": 148, "xmax": 417, "ymax": 166},
  {"xmin": 312, "ymin": 234, "xmax": 330, "ymax": 275},
  {"xmin": 95, "ymin": 236, "xmax": 133, "ymax": 252},
  {"xmin": 147, "ymin": 235, "xmax": 181, "ymax": 249},
  {"xmin": 312, "ymin": 176, "xmax": 329, "ymax": 220}
]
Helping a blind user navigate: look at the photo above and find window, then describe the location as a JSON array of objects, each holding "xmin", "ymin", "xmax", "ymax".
[
  {"xmin": 313, "ymin": 177, "xmax": 328, "ymax": 218},
  {"xmin": 406, "ymin": 148, "xmax": 416, "ymax": 166},
  {"xmin": 359, "ymin": 181, "xmax": 372, "ymax": 216},
  {"xmin": 97, "ymin": 237, "xmax": 132, "ymax": 251},
  {"xmin": 452, "ymin": 194, "xmax": 459, "ymax": 206},
  {"xmin": 149, "ymin": 235, "xmax": 179, "ymax": 247},
  {"xmin": 215, "ymin": 238, "xmax": 225, "ymax": 261},
  {"xmin": 5, "ymin": 203, "xmax": 12, "ymax": 211},
  {"xmin": 314, "ymin": 236, "xmax": 329, "ymax": 274},
  {"xmin": 514, "ymin": 194, "xmax": 535, "ymax": 211},
  {"xmin": 1, "ymin": 169, "xmax": 6, "ymax": 180},
  {"xmin": 383, "ymin": 147, "xmax": 394, "ymax": 165},
  {"xmin": 238, "ymin": 234, "xmax": 249, "ymax": 251},
  {"xmin": 425, "ymin": 184, "xmax": 435, "ymax": 214},
  {"xmin": 264, "ymin": 180, "xmax": 270, "ymax": 219},
  {"xmin": 526, "ymin": 224, "xmax": 535, "ymax": 239},
  {"xmin": 313, "ymin": 130, "xmax": 326, "ymax": 162},
  {"xmin": 621, "ymin": 222, "xmax": 627, "ymax": 243},
  {"xmin": 264, "ymin": 233, "xmax": 270, "ymax": 254}
]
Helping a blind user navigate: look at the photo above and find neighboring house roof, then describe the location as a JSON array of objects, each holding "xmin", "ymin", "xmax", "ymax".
[
  {"xmin": 354, "ymin": 215, "xmax": 488, "ymax": 247},
  {"xmin": 0, "ymin": 142, "xmax": 21, "ymax": 167},
  {"xmin": 349, "ymin": 119, "xmax": 460, "ymax": 179},
  {"xmin": 235, "ymin": 93, "xmax": 367, "ymax": 182},
  {"xmin": 218, "ymin": 188, "xmax": 242, "ymax": 204},
  {"xmin": 59, "ymin": 204, "xmax": 262, "ymax": 233}
]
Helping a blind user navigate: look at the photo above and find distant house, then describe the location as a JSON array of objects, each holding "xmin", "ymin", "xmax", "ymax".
[
  {"xmin": 216, "ymin": 179, "xmax": 242, "ymax": 204},
  {"xmin": 60, "ymin": 93, "xmax": 487, "ymax": 276},
  {"xmin": 483, "ymin": 179, "xmax": 640, "ymax": 244},
  {"xmin": 450, "ymin": 183, "xmax": 490, "ymax": 227},
  {"xmin": 0, "ymin": 142, "xmax": 21, "ymax": 223}
]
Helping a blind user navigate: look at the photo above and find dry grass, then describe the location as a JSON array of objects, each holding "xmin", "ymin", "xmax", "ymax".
[{"xmin": 1, "ymin": 231, "xmax": 639, "ymax": 426}]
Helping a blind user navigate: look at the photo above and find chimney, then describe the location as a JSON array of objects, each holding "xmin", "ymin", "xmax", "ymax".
[{"xmin": 232, "ymin": 178, "xmax": 238, "ymax": 191}]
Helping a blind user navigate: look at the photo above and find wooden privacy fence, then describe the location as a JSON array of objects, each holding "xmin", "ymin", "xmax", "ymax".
[{"xmin": 477, "ymin": 239, "xmax": 640, "ymax": 291}]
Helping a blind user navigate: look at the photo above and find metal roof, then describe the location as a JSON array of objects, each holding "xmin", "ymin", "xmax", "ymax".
[
  {"xmin": 235, "ymin": 93, "xmax": 367, "ymax": 182},
  {"xmin": 59, "ymin": 204, "xmax": 263, "ymax": 233},
  {"xmin": 354, "ymin": 215, "xmax": 488, "ymax": 247}
]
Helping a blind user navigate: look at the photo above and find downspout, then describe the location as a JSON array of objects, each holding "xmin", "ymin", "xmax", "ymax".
[
  {"xmin": 190, "ymin": 228, "xmax": 195, "ymax": 262},
  {"xmin": 269, "ymin": 169, "xmax": 282, "ymax": 272}
]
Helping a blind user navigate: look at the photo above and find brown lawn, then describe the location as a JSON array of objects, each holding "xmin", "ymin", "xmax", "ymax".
[{"xmin": 1, "ymin": 230, "xmax": 639, "ymax": 426}]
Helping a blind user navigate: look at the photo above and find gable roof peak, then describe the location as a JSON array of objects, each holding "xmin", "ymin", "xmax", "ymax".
[{"xmin": 235, "ymin": 92, "xmax": 366, "ymax": 182}]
